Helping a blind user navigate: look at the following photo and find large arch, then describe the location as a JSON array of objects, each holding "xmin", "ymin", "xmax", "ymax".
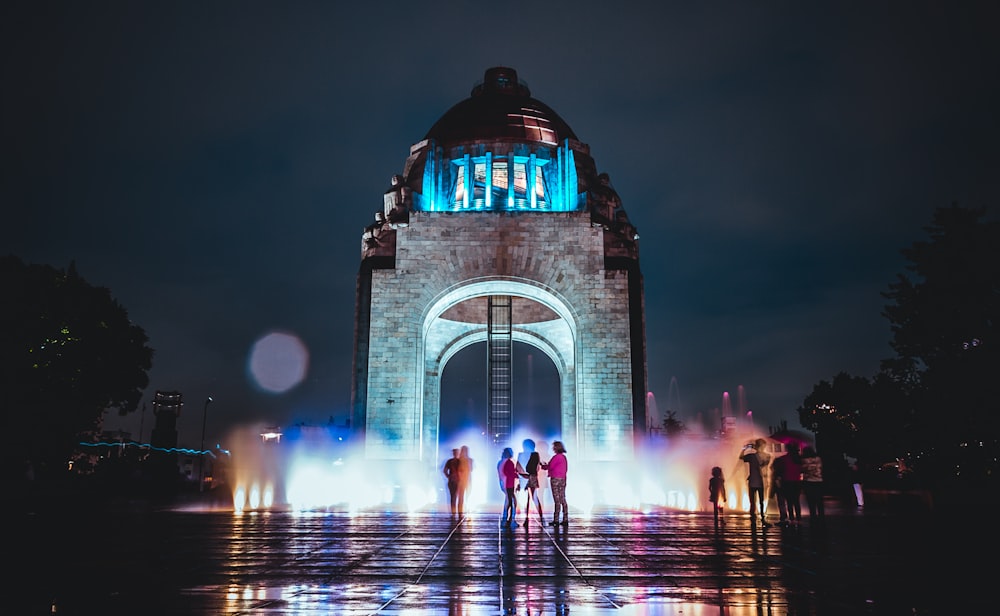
[{"xmin": 421, "ymin": 278, "xmax": 577, "ymax": 465}]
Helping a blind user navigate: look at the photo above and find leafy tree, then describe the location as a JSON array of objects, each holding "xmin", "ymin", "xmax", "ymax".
[
  {"xmin": 797, "ymin": 372, "xmax": 871, "ymax": 460},
  {"xmin": 799, "ymin": 204, "xmax": 999, "ymax": 489},
  {"xmin": 881, "ymin": 204, "xmax": 999, "ymax": 482},
  {"xmin": 1, "ymin": 255, "xmax": 154, "ymax": 480},
  {"xmin": 797, "ymin": 370, "xmax": 911, "ymax": 482},
  {"xmin": 864, "ymin": 370, "xmax": 913, "ymax": 462}
]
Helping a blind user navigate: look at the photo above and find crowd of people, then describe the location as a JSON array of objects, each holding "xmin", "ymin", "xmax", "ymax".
[
  {"xmin": 727, "ymin": 438, "xmax": 828, "ymax": 529},
  {"xmin": 444, "ymin": 435, "xmax": 842, "ymax": 531}
]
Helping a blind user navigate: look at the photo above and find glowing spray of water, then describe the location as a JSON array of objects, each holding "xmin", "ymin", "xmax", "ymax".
[{"xmin": 218, "ymin": 386, "xmax": 792, "ymax": 518}]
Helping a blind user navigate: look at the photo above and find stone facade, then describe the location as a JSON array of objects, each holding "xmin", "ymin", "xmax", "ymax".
[
  {"xmin": 352, "ymin": 68, "xmax": 646, "ymax": 471},
  {"xmin": 355, "ymin": 210, "xmax": 644, "ymax": 465}
]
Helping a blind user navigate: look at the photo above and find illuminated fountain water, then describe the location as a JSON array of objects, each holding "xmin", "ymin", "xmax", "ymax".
[{"xmin": 221, "ymin": 388, "xmax": 797, "ymax": 518}]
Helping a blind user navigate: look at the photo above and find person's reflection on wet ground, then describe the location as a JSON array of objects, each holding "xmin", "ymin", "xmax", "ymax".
[
  {"xmin": 446, "ymin": 519, "xmax": 467, "ymax": 616},
  {"xmin": 552, "ymin": 520, "xmax": 570, "ymax": 613},
  {"xmin": 499, "ymin": 519, "xmax": 519, "ymax": 613}
]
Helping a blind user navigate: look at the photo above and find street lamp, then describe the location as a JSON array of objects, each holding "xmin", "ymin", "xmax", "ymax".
[{"xmin": 200, "ymin": 396, "xmax": 213, "ymax": 491}]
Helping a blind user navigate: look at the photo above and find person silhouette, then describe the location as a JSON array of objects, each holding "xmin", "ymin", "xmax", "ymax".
[
  {"xmin": 709, "ymin": 466, "xmax": 727, "ymax": 527},
  {"xmin": 773, "ymin": 442, "xmax": 804, "ymax": 526},
  {"xmin": 457, "ymin": 445, "xmax": 473, "ymax": 515},
  {"xmin": 801, "ymin": 446, "xmax": 825, "ymax": 519},
  {"xmin": 516, "ymin": 438, "xmax": 535, "ymax": 505},
  {"xmin": 520, "ymin": 451, "xmax": 544, "ymax": 525},
  {"xmin": 442, "ymin": 448, "xmax": 462, "ymax": 516},
  {"xmin": 497, "ymin": 447, "xmax": 519, "ymax": 528},
  {"xmin": 517, "ymin": 438, "xmax": 535, "ymax": 516},
  {"xmin": 740, "ymin": 438, "xmax": 771, "ymax": 527},
  {"xmin": 542, "ymin": 441, "xmax": 569, "ymax": 526}
]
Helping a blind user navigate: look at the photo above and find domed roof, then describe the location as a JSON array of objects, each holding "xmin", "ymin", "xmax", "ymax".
[{"xmin": 424, "ymin": 67, "xmax": 577, "ymax": 147}]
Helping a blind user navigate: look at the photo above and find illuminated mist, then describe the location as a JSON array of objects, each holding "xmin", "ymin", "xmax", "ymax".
[{"xmin": 221, "ymin": 412, "xmax": 792, "ymax": 518}]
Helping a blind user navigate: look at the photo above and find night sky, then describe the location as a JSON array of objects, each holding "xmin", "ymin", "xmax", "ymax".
[{"xmin": 4, "ymin": 3, "xmax": 998, "ymax": 450}]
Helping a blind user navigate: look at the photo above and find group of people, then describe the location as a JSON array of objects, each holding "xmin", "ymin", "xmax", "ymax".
[
  {"xmin": 445, "ymin": 438, "xmax": 569, "ymax": 528},
  {"xmin": 448, "ymin": 435, "xmax": 830, "ymax": 529},
  {"xmin": 497, "ymin": 439, "xmax": 569, "ymax": 528},
  {"xmin": 709, "ymin": 438, "xmax": 826, "ymax": 528}
]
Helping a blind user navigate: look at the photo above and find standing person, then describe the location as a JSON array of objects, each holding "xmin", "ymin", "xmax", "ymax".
[
  {"xmin": 708, "ymin": 466, "xmax": 727, "ymax": 527},
  {"xmin": 739, "ymin": 438, "xmax": 772, "ymax": 527},
  {"xmin": 848, "ymin": 457, "xmax": 865, "ymax": 508},
  {"xmin": 772, "ymin": 443, "xmax": 804, "ymax": 526},
  {"xmin": 457, "ymin": 445, "xmax": 473, "ymax": 515},
  {"xmin": 541, "ymin": 441, "xmax": 569, "ymax": 526},
  {"xmin": 497, "ymin": 447, "xmax": 519, "ymax": 528},
  {"xmin": 442, "ymin": 448, "xmax": 462, "ymax": 516},
  {"xmin": 801, "ymin": 446, "xmax": 825, "ymax": 518},
  {"xmin": 520, "ymin": 451, "xmax": 544, "ymax": 525},
  {"xmin": 515, "ymin": 438, "xmax": 536, "ymax": 511}
]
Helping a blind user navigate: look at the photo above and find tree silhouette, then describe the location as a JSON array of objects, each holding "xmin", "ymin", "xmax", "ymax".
[
  {"xmin": 881, "ymin": 204, "xmax": 999, "ymax": 484},
  {"xmin": 1, "ymin": 255, "xmax": 154, "ymax": 480},
  {"xmin": 662, "ymin": 410, "xmax": 687, "ymax": 437},
  {"xmin": 798, "ymin": 204, "xmax": 999, "ymax": 491},
  {"xmin": 798, "ymin": 372, "xmax": 870, "ymax": 459}
]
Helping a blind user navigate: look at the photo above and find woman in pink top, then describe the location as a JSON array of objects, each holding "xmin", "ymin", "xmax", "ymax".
[
  {"xmin": 497, "ymin": 447, "xmax": 519, "ymax": 528},
  {"xmin": 541, "ymin": 441, "xmax": 569, "ymax": 525}
]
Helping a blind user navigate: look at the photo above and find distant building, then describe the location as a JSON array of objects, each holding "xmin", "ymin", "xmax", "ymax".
[{"xmin": 149, "ymin": 390, "xmax": 183, "ymax": 481}]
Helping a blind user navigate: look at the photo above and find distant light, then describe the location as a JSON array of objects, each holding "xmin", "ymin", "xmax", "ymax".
[{"xmin": 260, "ymin": 430, "xmax": 283, "ymax": 443}]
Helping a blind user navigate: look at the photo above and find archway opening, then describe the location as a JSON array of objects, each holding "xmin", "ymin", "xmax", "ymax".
[
  {"xmin": 439, "ymin": 340, "xmax": 561, "ymax": 503},
  {"xmin": 440, "ymin": 340, "xmax": 561, "ymax": 446}
]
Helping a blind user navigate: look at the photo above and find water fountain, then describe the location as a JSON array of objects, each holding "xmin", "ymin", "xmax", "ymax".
[{"xmin": 221, "ymin": 387, "xmax": 802, "ymax": 518}]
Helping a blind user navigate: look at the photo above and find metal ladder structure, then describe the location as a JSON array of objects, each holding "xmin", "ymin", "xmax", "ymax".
[{"xmin": 487, "ymin": 296, "xmax": 512, "ymax": 445}]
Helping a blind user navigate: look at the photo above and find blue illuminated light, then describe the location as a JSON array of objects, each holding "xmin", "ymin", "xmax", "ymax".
[
  {"xmin": 79, "ymin": 440, "xmax": 219, "ymax": 457},
  {"xmin": 419, "ymin": 140, "xmax": 579, "ymax": 213}
]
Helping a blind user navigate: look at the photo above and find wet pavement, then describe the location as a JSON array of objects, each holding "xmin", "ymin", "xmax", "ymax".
[{"xmin": 14, "ymin": 497, "xmax": 990, "ymax": 615}]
